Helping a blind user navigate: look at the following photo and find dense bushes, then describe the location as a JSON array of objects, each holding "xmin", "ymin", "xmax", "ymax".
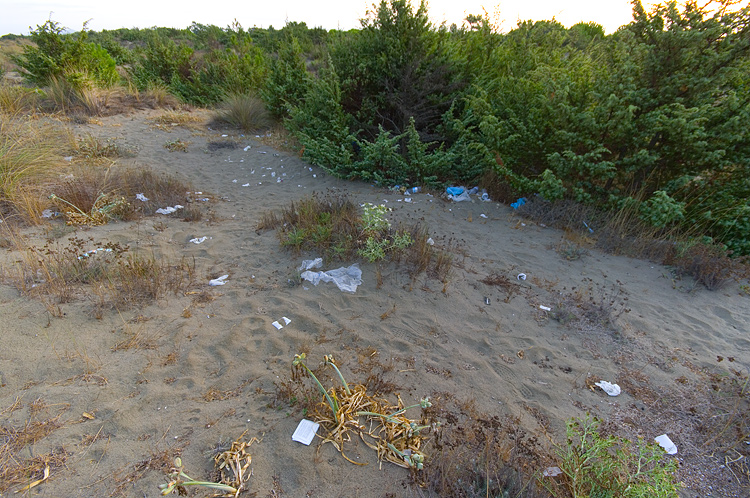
[{"xmin": 8, "ymin": 1, "xmax": 750, "ymax": 254}]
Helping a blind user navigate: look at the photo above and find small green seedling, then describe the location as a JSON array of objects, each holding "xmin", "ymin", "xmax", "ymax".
[{"xmin": 293, "ymin": 353, "xmax": 339, "ymax": 423}]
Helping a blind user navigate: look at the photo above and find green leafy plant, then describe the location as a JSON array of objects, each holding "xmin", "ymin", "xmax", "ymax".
[{"xmin": 549, "ymin": 416, "xmax": 679, "ymax": 498}]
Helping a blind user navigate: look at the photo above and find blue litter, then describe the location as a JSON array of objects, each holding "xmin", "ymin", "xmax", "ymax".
[
  {"xmin": 510, "ymin": 197, "xmax": 527, "ymax": 209},
  {"xmin": 446, "ymin": 186, "xmax": 464, "ymax": 196}
]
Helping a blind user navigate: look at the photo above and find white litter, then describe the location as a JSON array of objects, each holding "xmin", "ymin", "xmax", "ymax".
[
  {"xmin": 480, "ymin": 213, "xmax": 488, "ymax": 218},
  {"xmin": 299, "ymin": 258, "xmax": 323, "ymax": 271},
  {"xmin": 426, "ymin": 238, "xmax": 435, "ymax": 246},
  {"xmin": 232, "ymin": 179, "xmax": 238, "ymax": 183},
  {"xmin": 301, "ymin": 264, "xmax": 362, "ymax": 293},
  {"xmin": 242, "ymin": 183, "xmax": 250, "ymax": 187},
  {"xmin": 244, "ymin": 146, "xmax": 251, "ymax": 151},
  {"xmin": 209, "ymin": 275, "xmax": 229, "ymax": 286},
  {"xmin": 292, "ymin": 419, "xmax": 320, "ymax": 445},
  {"xmin": 41, "ymin": 209, "xmax": 57, "ymax": 218},
  {"xmin": 272, "ymin": 316, "xmax": 292, "ymax": 330},
  {"xmin": 189, "ymin": 236, "xmax": 209, "ymax": 244},
  {"xmin": 517, "ymin": 273, "xmax": 527, "ymax": 281},
  {"xmin": 543, "ymin": 467, "xmax": 563, "ymax": 477},
  {"xmin": 539, "ymin": 305, "xmax": 551, "ymax": 312},
  {"xmin": 155, "ymin": 205, "xmax": 184, "ymax": 215},
  {"xmin": 136, "ymin": 193, "xmax": 149, "ymax": 202},
  {"xmin": 595, "ymin": 380, "xmax": 622, "ymax": 397},
  {"xmin": 654, "ymin": 434, "xmax": 677, "ymax": 455}
]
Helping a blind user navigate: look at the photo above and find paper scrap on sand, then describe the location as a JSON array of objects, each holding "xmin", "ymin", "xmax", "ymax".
[
  {"xmin": 655, "ymin": 434, "xmax": 677, "ymax": 454},
  {"xmin": 155, "ymin": 205, "xmax": 184, "ymax": 215},
  {"xmin": 543, "ymin": 467, "xmax": 563, "ymax": 477},
  {"xmin": 209, "ymin": 275, "xmax": 229, "ymax": 286},
  {"xmin": 272, "ymin": 316, "xmax": 292, "ymax": 330},
  {"xmin": 595, "ymin": 380, "xmax": 622, "ymax": 397},
  {"xmin": 292, "ymin": 419, "xmax": 319, "ymax": 445}
]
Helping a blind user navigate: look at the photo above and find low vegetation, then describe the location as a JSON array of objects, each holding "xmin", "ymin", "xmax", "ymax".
[{"xmin": 257, "ymin": 192, "xmax": 452, "ymax": 281}]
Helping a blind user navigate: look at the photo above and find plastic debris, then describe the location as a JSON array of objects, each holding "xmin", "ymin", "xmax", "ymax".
[
  {"xmin": 654, "ymin": 434, "xmax": 677, "ymax": 455},
  {"xmin": 189, "ymin": 236, "xmax": 209, "ymax": 244},
  {"xmin": 481, "ymin": 192, "xmax": 491, "ymax": 202},
  {"xmin": 243, "ymin": 145, "xmax": 251, "ymax": 151},
  {"xmin": 480, "ymin": 214, "xmax": 488, "ymax": 219},
  {"xmin": 517, "ymin": 273, "xmax": 527, "ymax": 281},
  {"xmin": 510, "ymin": 197, "xmax": 527, "ymax": 209},
  {"xmin": 595, "ymin": 380, "xmax": 622, "ymax": 397},
  {"xmin": 272, "ymin": 316, "xmax": 292, "ymax": 330},
  {"xmin": 539, "ymin": 305, "xmax": 551, "ymax": 312},
  {"xmin": 136, "ymin": 193, "xmax": 149, "ymax": 202},
  {"xmin": 583, "ymin": 220, "xmax": 594, "ymax": 233},
  {"xmin": 292, "ymin": 419, "xmax": 320, "ymax": 445},
  {"xmin": 155, "ymin": 205, "xmax": 184, "ymax": 215},
  {"xmin": 447, "ymin": 186, "xmax": 472, "ymax": 202},
  {"xmin": 209, "ymin": 275, "xmax": 229, "ymax": 286},
  {"xmin": 299, "ymin": 258, "xmax": 323, "ymax": 271},
  {"xmin": 301, "ymin": 264, "xmax": 362, "ymax": 293},
  {"xmin": 426, "ymin": 237, "xmax": 435, "ymax": 246},
  {"xmin": 41, "ymin": 209, "xmax": 59, "ymax": 219},
  {"xmin": 543, "ymin": 467, "xmax": 563, "ymax": 477}
]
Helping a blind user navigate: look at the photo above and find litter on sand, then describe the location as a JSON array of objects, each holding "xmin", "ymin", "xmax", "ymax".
[
  {"xmin": 510, "ymin": 197, "xmax": 527, "ymax": 209},
  {"xmin": 654, "ymin": 434, "xmax": 677, "ymax": 454},
  {"xmin": 543, "ymin": 467, "xmax": 563, "ymax": 477},
  {"xmin": 594, "ymin": 380, "xmax": 622, "ymax": 396},
  {"xmin": 299, "ymin": 258, "xmax": 323, "ymax": 271},
  {"xmin": 155, "ymin": 205, "xmax": 184, "ymax": 215},
  {"xmin": 292, "ymin": 419, "xmax": 320, "ymax": 445},
  {"xmin": 136, "ymin": 193, "xmax": 149, "ymax": 202},
  {"xmin": 209, "ymin": 275, "xmax": 229, "ymax": 286},
  {"xmin": 189, "ymin": 236, "xmax": 209, "ymax": 244},
  {"xmin": 272, "ymin": 316, "xmax": 292, "ymax": 330},
  {"xmin": 539, "ymin": 305, "xmax": 552, "ymax": 312},
  {"xmin": 301, "ymin": 264, "xmax": 362, "ymax": 293}
]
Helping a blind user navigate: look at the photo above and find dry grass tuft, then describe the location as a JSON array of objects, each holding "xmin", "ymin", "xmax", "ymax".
[
  {"xmin": 2, "ymin": 234, "xmax": 197, "ymax": 317},
  {"xmin": 149, "ymin": 110, "xmax": 202, "ymax": 131},
  {"xmin": 0, "ymin": 398, "xmax": 69, "ymax": 494},
  {"xmin": 0, "ymin": 84, "xmax": 41, "ymax": 115},
  {"xmin": 213, "ymin": 92, "xmax": 271, "ymax": 132},
  {"xmin": 0, "ymin": 114, "xmax": 73, "ymax": 223},
  {"xmin": 413, "ymin": 395, "xmax": 548, "ymax": 498}
]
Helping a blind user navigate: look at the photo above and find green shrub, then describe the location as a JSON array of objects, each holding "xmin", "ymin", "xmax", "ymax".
[
  {"xmin": 261, "ymin": 36, "xmax": 311, "ymax": 118},
  {"xmin": 550, "ymin": 416, "xmax": 679, "ymax": 498},
  {"xmin": 12, "ymin": 20, "xmax": 118, "ymax": 88},
  {"xmin": 286, "ymin": 59, "xmax": 356, "ymax": 173}
]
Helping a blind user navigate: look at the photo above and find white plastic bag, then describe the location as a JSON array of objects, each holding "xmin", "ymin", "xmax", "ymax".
[{"xmin": 301, "ymin": 264, "xmax": 362, "ymax": 293}]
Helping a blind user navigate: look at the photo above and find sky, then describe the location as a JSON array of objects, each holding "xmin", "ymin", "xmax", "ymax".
[{"xmin": 0, "ymin": 0, "xmax": 653, "ymax": 37}]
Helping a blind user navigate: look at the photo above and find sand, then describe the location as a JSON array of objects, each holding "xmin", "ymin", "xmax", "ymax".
[{"xmin": 0, "ymin": 109, "xmax": 748, "ymax": 497}]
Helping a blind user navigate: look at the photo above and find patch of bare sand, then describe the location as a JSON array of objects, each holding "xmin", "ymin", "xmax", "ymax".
[{"xmin": 0, "ymin": 109, "xmax": 748, "ymax": 497}]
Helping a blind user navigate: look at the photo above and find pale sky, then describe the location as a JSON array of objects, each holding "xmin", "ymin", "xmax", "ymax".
[{"xmin": 0, "ymin": 0, "xmax": 651, "ymax": 37}]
